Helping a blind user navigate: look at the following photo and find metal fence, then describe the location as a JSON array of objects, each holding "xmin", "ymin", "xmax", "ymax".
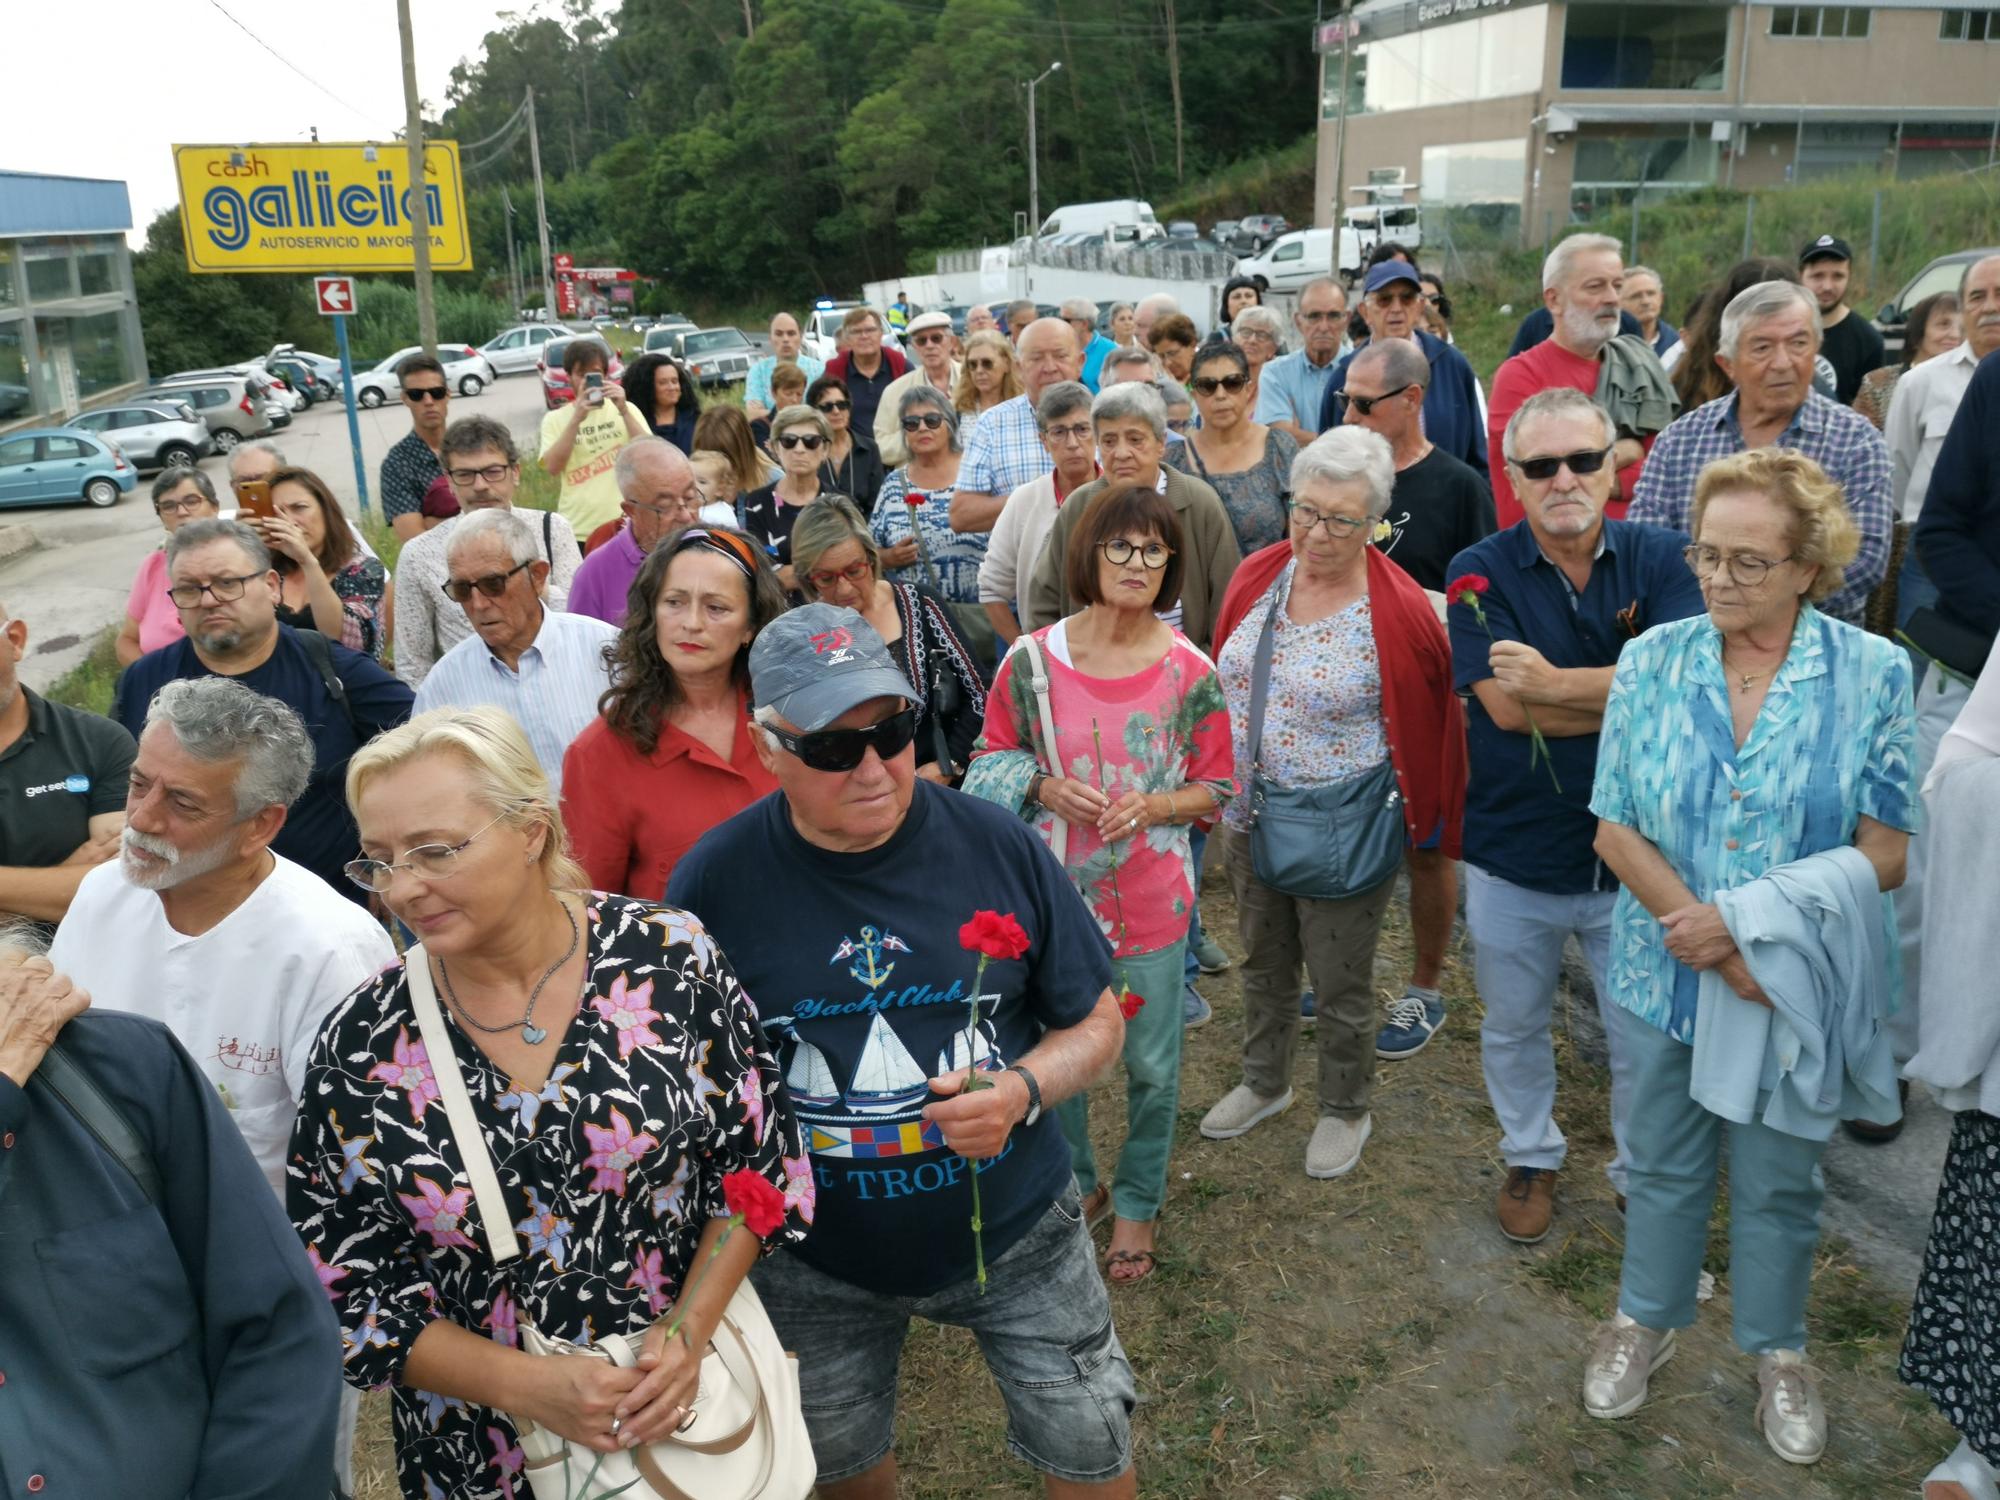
[{"xmin": 934, "ymin": 240, "xmax": 1235, "ymax": 283}]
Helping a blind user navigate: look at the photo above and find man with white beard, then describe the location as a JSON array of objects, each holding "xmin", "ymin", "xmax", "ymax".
[
  {"xmin": 1486, "ymin": 234, "xmax": 1671, "ymax": 527},
  {"xmin": 50, "ymin": 676, "xmax": 391, "ymax": 1498}
]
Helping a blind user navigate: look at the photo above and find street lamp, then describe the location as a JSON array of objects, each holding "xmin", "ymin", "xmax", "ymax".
[{"xmin": 1025, "ymin": 61, "xmax": 1062, "ymax": 250}]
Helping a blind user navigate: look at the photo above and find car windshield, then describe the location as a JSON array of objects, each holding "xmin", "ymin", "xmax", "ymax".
[{"xmin": 686, "ymin": 330, "xmax": 749, "ymax": 355}]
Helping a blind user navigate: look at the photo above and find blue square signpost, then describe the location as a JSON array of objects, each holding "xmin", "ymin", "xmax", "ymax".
[{"xmin": 314, "ymin": 275, "xmax": 372, "ymax": 518}]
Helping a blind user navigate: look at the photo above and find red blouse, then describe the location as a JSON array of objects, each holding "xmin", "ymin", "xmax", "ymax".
[{"xmin": 561, "ymin": 695, "xmax": 779, "ymax": 898}]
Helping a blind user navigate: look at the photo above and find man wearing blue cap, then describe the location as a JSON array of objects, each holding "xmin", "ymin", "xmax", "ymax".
[
  {"xmin": 1320, "ymin": 261, "xmax": 1489, "ymax": 478},
  {"xmin": 667, "ymin": 602, "xmax": 1137, "ymax": 1500}
]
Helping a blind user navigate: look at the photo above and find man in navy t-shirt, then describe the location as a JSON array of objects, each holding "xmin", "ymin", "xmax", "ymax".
[
  {"xmin": 114, "ymin": 519, "xmax": 413, "ymax": 902},
  {"xmin": 668, "ymin": 602, "xmax": 1137, "ymax": 1497},
  {"xmin": 1446, "ymin": 389, "xmax": 1703, "ymax": 1248}
]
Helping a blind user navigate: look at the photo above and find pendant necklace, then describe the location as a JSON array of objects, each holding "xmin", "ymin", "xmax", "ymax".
[{"xmin": 437, "ymin": 899, "xmax": 580, "ymax": 1045}]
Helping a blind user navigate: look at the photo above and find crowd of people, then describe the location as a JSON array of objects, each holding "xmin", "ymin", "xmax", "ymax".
[{"xmin": 3, "ymin": 234, "xmax": 1997, "ymax": 1500}]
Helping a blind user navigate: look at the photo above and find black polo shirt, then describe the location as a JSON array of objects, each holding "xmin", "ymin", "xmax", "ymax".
[{"xmin": 0, "ymin": 689, "xmax": 135, "ymax": 871}]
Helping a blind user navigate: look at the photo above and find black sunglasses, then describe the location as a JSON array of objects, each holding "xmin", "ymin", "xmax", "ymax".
[
  {"xmin": 1191, "ymin": 372, "xmax": 1251, "ymax": 396},
  {"xmin": 441, "ymin": 560, "xmax": 531, "ymax": 602},
  {"xmin": 1340, "ymin": 383, "xmax": 1416, "ymax": 417},
  {"xmin": 816, "ymin": 400, "xmax": 851, "ymax": 414},
  {"xmin": 763, "ymin": 708, "xmax": 918, "ymax": 771},
  {"xmin": 1513, "ymin": 447, "xmax": 1613, "ymax": 481},
  {"xmin": 901, "ymin": 412, "xmax": 947, "ymax": 432},
  {"xmin": 402, "ymin": 386, "xmax": 449, "ymax": 402},
  {"xmin": 778, "ymin": 433, "xmax": 827, "ymax": 451}
]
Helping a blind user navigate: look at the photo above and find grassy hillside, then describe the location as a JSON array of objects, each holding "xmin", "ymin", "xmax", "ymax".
[{"xmin": 1157, "ymin": 135, "xmax": 1318, "ymax": 230}]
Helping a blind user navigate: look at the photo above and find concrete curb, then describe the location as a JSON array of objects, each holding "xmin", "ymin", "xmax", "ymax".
[{"xmin": 0, "ymin": 524, "xmax": 38, "ymax": 564}]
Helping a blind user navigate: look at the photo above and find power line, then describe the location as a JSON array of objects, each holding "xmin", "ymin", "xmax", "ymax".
[{"xmin": 205, "ymin": 0, "xmax": 380, "ymax": 123}]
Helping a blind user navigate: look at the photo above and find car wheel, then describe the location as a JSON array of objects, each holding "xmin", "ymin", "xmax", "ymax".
[
  {"xmin": 212, "ymin": 428, "xmax": 241, "ymax": 453},
  {"xmin": 1252, "ymin": 277, "xmax": 1269, "ymax": 295},
  {"xmin": 84, "ymin": 477, "xmax": 121, "ymax": 508},
  {"xmin": 158, "ymin": 444, "xmax": 197, "ymax": 469},
  {"xmin": 459, "ymin": 374, "xmax": 484, "ymax": 397},
  {"xmin": 359, "ymin": 387, "xmax": 385, "ymax": 408}
]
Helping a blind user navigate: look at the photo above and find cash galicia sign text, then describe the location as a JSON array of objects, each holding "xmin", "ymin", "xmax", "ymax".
[{"xmin": 173, "ymin": 142, "xmax": 472, "ymax": 274}]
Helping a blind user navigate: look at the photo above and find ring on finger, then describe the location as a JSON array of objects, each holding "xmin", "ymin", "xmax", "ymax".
[
  {"xmin": 610, "ymin": 1416, "xmax": 623, "ymax": 1438},
  {"xmin": 677, "ymin": 1407, "xmax": 698, "ymax": 1433}
]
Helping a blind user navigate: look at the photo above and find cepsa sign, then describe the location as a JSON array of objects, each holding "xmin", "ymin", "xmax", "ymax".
[{"xmin": 173, "ymin": 142, "xmax": 472, "ymax": 274}]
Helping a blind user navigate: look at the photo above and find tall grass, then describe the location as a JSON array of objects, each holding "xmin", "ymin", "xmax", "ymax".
[{"xmin": 349, "ymin": 283, "xmax": 518, "ymax": 364}]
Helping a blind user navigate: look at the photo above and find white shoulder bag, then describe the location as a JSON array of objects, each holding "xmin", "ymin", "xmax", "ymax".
[
  {"xmin": 1016, "ymin": 630, "xmax": 1068, "ymax": 865},
  {"xmin": 403, "ymin": 945, "xmax": 815, "ymax": 1500}
]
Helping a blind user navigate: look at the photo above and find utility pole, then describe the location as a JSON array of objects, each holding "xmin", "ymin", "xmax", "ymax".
[
  {"xmin": 397, "ymin": 0, "xmax": 437, "ymax": 355},
  {"xmin": 527, "ymin": 88, "xmax": 556, "ymax": 322},
  {"xmin": 1164, "ymin": 0, "xmax": 1184, "ymax": 182},
  {"xmin": 1332, "ymin": 0, "xmax": 1355, "ymax": 224},
  {"xmin": 502, "ymin": 186, "xmax": 523, "ymax": 313},
  {"xmin": 1025, "ymin": 60, "xmax": 1062, "ymax": 266}
]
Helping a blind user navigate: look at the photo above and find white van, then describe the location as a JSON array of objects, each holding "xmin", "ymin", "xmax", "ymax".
[
  {"xmin": 1036, "ymin": 199, "xmax": 1165, "ymax": 243},
  {"xmin": 1234, "ymin": 226, "xmax": 1368, "ymax": 293},
  {"xmin": 1344, "ymin": 202, "xmax": 1423, "ymax": 261}
]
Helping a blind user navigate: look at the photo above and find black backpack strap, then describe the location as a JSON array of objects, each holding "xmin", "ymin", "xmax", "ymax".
[
  {"xmin": 541, "ymin": 508, "xmax": 553, "ymax": 559},
  {"xmin": 31, "ymin": 1036, "xmax": 163, "ymax": 1203},
  {"xmin": 295, "ymin": 628, "xmax": 359, "ymax": 737}
]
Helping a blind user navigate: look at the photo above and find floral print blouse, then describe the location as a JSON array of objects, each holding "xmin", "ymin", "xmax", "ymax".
[
  {"xmin": 275, "ymin": 555, "xmax": 391, "ymax": 658},
  {"xmin": 1216, "ymin": 562, "xmax": 1387, "ymax": 832},
  {"xmin": 872, "ymin": 467, "xmax": 989, "ymax": 604},
  {"xmin": 287, "ymin": 894, "xmax": 810, "ymax": 1500}
]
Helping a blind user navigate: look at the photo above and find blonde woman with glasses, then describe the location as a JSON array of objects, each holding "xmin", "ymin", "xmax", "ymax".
[{"xmin": 952, "ymin": 328, "xmax": 1023, "ymax": 452}]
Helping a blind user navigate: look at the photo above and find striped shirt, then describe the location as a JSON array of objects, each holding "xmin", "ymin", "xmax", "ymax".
[
  {"xmin": 955, "ymin": 394, "xmax": 1051, "ymax": 504},
  {"xmin": 412, "ymin": 607, "xmax": 618, "ymax": 795}
]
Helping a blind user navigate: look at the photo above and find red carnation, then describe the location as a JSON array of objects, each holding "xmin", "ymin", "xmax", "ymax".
[
  {"xmin": 1118, "ymin": 990, "xmax": 1146, "ymax": 1021},
  {"xmin": 958, "ymin": 911, "xmax": 1030, "ymax": 962},
  {"xmin": 1445, "ymin": 573, "xmax": 1490, "ymax": 606},
  {"xmin": 722, "ymin": 1169, "xmax": 788, "ymax": 1238}
]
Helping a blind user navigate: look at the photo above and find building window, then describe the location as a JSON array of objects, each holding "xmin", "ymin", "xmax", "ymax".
[
  {"xmin": 0, "ymin": 246, "xmax": 16, "ymax": 311},
  {"xmin": 1769, "ymin": 7, "xmax": 1872, "ymax": 37},
  {"xmin": 1562, "ymin": 4, "xmax": 1730, "ymax": 90},
  {"xmin": 24, "ymin": 249, "xmax": 73, "ymax": 303},
  {"xmin": 76, "ymin": 251, "xmax": 118, "ymax": 298},
  {"xmin": 1939, "ymin": 8, "xmax": 1996, "ymax": 38},
  {"xmin": 1358, "ymin": 7, "xmax": 1547, "ymax": 114},
  {"xmin": 72, "ymin": 310, "xmax": 137, "ymax": 401},
  {"xmin": 0, "ymin": 320, "xmax": 35, "ymax": 420}
]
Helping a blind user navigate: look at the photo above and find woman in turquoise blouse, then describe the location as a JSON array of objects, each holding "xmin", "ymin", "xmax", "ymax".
[{"xmin": 1582, "ymin": 449, "xmax": 1916, "ymax": 1466}]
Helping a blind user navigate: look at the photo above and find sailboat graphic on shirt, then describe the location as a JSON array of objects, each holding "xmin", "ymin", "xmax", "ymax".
[
  {"xmin": 783, "ymin": 1038, "xmax": 841, "ymax": 1111},
  {"xmin": 845, "ymin": 1011, "xmax": 932, "ymax": 1115}
]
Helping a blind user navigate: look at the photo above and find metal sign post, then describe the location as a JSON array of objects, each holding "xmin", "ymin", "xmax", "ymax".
[{"xmin": 316, "ymin": 275, "xmax": 372, "ymax": 518}]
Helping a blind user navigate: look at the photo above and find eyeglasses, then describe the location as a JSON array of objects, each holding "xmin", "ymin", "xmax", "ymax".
[
  {"xmin": 778, "ymin": 433, "xmax": 827, "ymax": 451},
  {"xmin": 344, "ymin": 812, "xmax": 508, "ymax": 893},
  {"xmin": 166, "ymin": 572, "xmax": 265, "ymax": 607},
  {"xmin": 805, "ymin": 559, "xmax": 873, "ymax": 591},
  {"xmin": 763, "ymin": 708, "xmax": 918, "ymax": 772},
  {"xmin": 1299, "ymin": 310, "xmax": 1348, "ymax": 324},
  {"xmin": 1043, "ymin": 423, "xmax": 1092, "ymax": 445},
  {"xmin": 441, "ymin": 560, "xmax": 531, "ymax": 602},
  {"xmin": 627, "ymin": 493, "xmax": 701, "ymax": 521},
  {"xmin": 1191, "ymin": 373, "xmax": 1251, "ymax": 396},
  {"xmin": 1288, "ymin": 504, "xmax": 1370, "ymax": 537},
  {"xmin": 1682, "ymin": 544, "xmax": 1798, "ymax": 586},
  {"xmin": 447, "ymin": 464, "xmax": 513, "ymax": 486},
  {"xmin": 1167, "ymin": 418, "xmax": 1191, "ymax": 434},
  {"xmin": 1339, "ymin": 383, "xmax": 1417, "ymax": 417},
  {"xmin": 912, "ymin": 332, "xmax": 948, "ymax": 346},
  {"xmin": 966, "ymin": 358, "xmax": 1002, "ymax": 371},
  {"xmin": 154, "ymin": 496, "xmax": 212, "ymax": 516},
  {"xmin": 816, "ymin": 400, "xmax": 851, "ymax": 414},
  {"xmin": 402, "ymin": 386, "xmax": 449, "ymax": 403},
  {"xmin": 1235, "ymin": 329, "xmax": 1277, "ymax": 344},
  {"xmin": 1512, "ymin": 447, "xmax": 1612, "ymax": 482},
  {"xmin": 1097, "ymin": 538, "xmax": 1173, "ymax": 569},
  {"xmin": 901, "ymin": 412, "xmax": 947, "ymax": 432}
]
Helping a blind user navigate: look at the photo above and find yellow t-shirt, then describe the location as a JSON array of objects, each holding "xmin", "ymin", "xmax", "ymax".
[{"xmin": 539, "ymin": 402, "xmax": 634, "ymax": 535}]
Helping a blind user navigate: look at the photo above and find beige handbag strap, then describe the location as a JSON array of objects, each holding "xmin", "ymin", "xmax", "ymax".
[
  {"xmin": 404, "ymin": 944, "xmax": 522, "ymax": 1265},
  {"xmin": 1016, "ymin": 631, "xmax": 1066, "ymax": 865},
  {"xmin": 631, "ymin": 1312, "xmax": 778, "ymax": 1499}
]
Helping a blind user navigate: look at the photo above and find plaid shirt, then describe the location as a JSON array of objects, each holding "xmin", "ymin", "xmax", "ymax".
[
  {"xmin": 955, "ymin": 393, "xmax": 1051, "ymax": 501},
  {"xmin": 1627, "ymin": 389, "xmax": 1891, "ymax": 623},
  {"xmin": 378, "ymin": 431, "xmax": 444, "ymax": 523}
]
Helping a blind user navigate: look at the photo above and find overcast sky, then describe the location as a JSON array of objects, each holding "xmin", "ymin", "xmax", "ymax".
[{"xmin": 11, "ymin": 2, "xmax": 531, "ymax": 244}]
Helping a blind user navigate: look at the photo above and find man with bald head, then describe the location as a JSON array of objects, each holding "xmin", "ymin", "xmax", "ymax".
[
  {"xmin": 745, "ymin": 310, "xmax": 826, "ymax": 422},
  {"xmin": 566, "ymin": 437, "xmax": 705, "ymax": 624},
  {"xmin": 949, "ymin": 317, "xmax": 1083, "ymax": 535},
  {"xmin": 1134, "ymin": 293, "xmax": 1179, "ymax": 350}
]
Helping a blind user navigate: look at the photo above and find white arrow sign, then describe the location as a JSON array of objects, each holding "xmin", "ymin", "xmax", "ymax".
[{"xmin": 314, "ymin": 276, "xmax": 354, "ymax": 316}]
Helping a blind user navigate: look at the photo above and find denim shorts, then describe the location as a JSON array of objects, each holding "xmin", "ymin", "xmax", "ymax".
[{"xmin": 749, "ymin": 1179, "xmax": 1137, "ymax": 1485}]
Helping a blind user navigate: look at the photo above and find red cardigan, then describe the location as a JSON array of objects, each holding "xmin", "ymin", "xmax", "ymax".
[
  {"xmin": 1213, "ymin": 541, "xmax": 1466, "ymax": 859},
  {"xmin": 825, "ymin": 347, "xmax": 909, "ymax": 384}
]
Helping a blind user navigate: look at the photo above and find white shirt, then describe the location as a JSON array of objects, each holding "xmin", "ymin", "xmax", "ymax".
[
  {"xmin": 50, "ymin": 854, "xmax": 394, "ymax": 1197},
  {"xmin": 413, "ymin": 606, "xmax": 619, "ymax": 795},
  {"xmin": 979, "ymin": 472, "xmax": 1065, "ymax": 624},
  {"xmin": 1885, "ymin": 340, "xmax": 1980, "ymax": 524}
]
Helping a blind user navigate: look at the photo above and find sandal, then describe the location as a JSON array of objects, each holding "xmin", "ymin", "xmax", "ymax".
[
  {"xmin": 1081, "ymin": 1184, "xmax": 1113, "ymax": 1230},
  {"xmin": 1104, "ymin": 1249, "xmax": 1158, "ymax": 1286}
]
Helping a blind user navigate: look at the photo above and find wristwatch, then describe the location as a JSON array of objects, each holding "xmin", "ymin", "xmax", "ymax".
[
  {"xmin": 1026, "ymin": 770, "xmax": 1049, "ymax": 809},
  {"xmin": 1010, "ymin": 1064, "xmax": 1043, "ymax": 1127}
]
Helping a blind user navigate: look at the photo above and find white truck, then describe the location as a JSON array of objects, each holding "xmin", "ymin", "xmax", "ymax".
[
  {"xmin": 1035, "ymin": 199, "xmax": 1166, "ymax": 245},
  {"xmin": 1234, "ymin": 226, "xmax": 1369, "ymax": 293}
]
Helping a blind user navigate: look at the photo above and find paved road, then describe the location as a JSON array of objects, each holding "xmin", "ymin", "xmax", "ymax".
[{"xmin": 0, "ymin": 372, "xmax": 552, "ymax": 692}]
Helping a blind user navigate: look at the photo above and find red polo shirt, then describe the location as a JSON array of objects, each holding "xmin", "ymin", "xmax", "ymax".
[{"xmin": 1486, "ymin": 338, "xmax": 1649, "ymax": 527}]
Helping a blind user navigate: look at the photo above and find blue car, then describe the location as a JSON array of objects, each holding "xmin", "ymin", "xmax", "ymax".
[{"xmin": 0, "ymin": 428, "xmax": 137, "ymax": 509}]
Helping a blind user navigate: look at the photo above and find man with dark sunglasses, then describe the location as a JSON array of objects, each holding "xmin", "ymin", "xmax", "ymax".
[
  {"xmin": 379, "ymin": 352, "xmax": 453, "ymax": 545},
  {"xmin": 1443, "ymin": 388, "xmax": 1704, "ymax": 1246},
  {"xmin": 873, "ymin": 310, "xmax": 961, "ymax": 467},
  {"xmin": 668, "ymin": 603, "xmax": 1138, "ymax": 1500}
]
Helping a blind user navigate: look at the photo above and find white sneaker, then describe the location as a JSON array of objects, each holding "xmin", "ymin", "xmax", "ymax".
[
  {"xmin": 1304, "ymin": 1114, "xmax": 1371, "ymax": 1178},
  {"xmin": 1756, "ymin": 1349, "xmax": 1827, "ymax": 1465},
  {"xmin": 1198, "ymin": 1085, "xmax": 1294, "ymax": 1140},
  {"xmin": 1582, "ymin": 1312, "xmax": 1676, "ymax": 1419}
]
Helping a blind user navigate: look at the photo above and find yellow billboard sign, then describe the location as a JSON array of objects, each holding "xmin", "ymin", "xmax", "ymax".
[{"xmin": 173, "ymin": 141, "xmax": 472, "ymax": 274}]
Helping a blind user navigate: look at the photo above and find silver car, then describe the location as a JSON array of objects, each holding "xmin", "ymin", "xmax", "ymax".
[
  {"xmin": 479, "ymin": 324, "xmax": 569, "ymax": 377},
  {"xmin": 351, "ymin": 343, "xmax": 498, "ymax": 405},
  {"xmin": 676, "ymin": 328, "xmax": 756, "ymax": 387},
  {"xmin": 145, "ymin": 374, "xmax": 272, "ymax": 453},
  {"xmin": 66, "ymin": 401, "xmax": 214, "ymax": 471}
]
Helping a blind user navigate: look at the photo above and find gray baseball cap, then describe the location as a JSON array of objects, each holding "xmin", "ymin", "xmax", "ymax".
[{"xmin": 750, "ymin": 603, "xmax": 918, "ymax": 732}]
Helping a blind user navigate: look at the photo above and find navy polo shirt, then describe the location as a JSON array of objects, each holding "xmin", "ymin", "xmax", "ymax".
[
  {"xmin": 0, "ymin": 689, "xmax": 134, "ymax": 885},
  {"xmin": 1447, "ymin": 519, "xmax": 1705, "ymax": 894}
]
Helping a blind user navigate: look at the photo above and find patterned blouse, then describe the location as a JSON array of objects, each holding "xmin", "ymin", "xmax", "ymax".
[
  {"xmin": 1589, "ymin": 607, "xmax": 1918, "ymax": 1042},
  {"xmin": 287, "ymin": 894, "xmax": 810, "ymax": 1500},
  {"xmin": 873, "ymin": 467, "xmax": 989, "ymax": 603},
  {"xmin": 1166, "ymin": 426, "xmax": 1299, "ymax": 556},
  {"xmin": 969, "ymin": 622, "xmax": 1236, "ymax": 957},
  {"xmin": 1215, "ymin": 562, "xmax": 1387, "ymax": 832},
  {"xmin": 276, "ymin": 555, "xmax": 390, "ymax": 658}
]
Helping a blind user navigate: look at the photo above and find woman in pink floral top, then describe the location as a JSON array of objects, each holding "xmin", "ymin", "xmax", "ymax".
[{"xmin": 967, "ymin": 483, "xmax": 1235, "ymax": 1284}]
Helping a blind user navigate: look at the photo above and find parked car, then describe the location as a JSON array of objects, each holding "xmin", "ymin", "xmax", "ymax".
[
  {"xmin": 1166, "ymin": 220, "xmax": 1200, "ymax": 239},
  {"xmin": 643, "ymin": 322, "xmax": 699, "ymax": 354},
  {"xmin": 145, "ymin": 373, "xmax": 271, "ymax": 453},
  {"xmin": 1210, "ymin": 219, "xmax": 1241, "ymax": 247},
  {"xmin": 1158, "ymin": 237, "xmax": 1226, "ymax": 258},
  {"xmin": 1877, "ymin": 245, "xmax": 2000, "ymax": 360},
  {"xmin": 66, "ymin": 402, "xmax": 213, "ymax": 471},
  {"xmin": 267, "ymin": 344, "xmax": 344, "ymax": 386},
  {"xmin": 537, "ymin": 335, "xmax": 624, "ymax": 409},
  {"xmin": 1231, "ymin": 214, "xmax": 1292, "ymax": 252},
  {"xmin": 0, "ymin": 429, "xmax": 136, "ymax": 509},
  {"xmin": 674, "ymin": 327, "xmax": 756, "ymax": 387},
  {"xmin": 351, "ymin": 344, "xmax": 497, "ymax": 406},
  {"xmin": 480, "ymin": 324, "xmax": 568, "ymax": 377},
  {"xmin": 1235, "ymin": 226, "xmax": 1365, "ymax": 294}
]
